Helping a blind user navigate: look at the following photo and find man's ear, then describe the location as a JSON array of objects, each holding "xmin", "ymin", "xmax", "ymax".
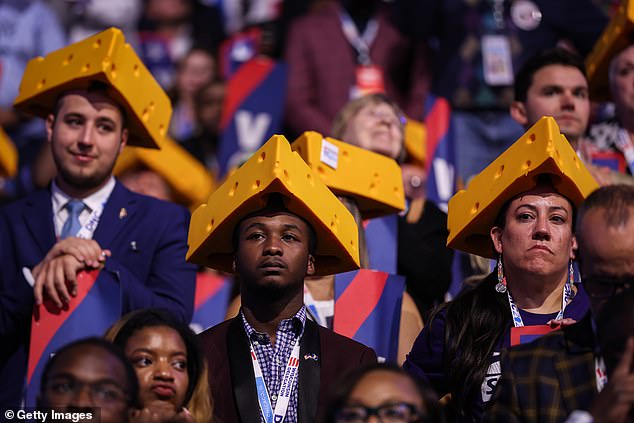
[
  {"xmin": 490, "ymin": 226, "xmax": 504, "ymax": 255},
  {"xmin": 510, "ymin": 101, "xmax": 528, "ymax": 127},
  {"xmin": 45, "ymin": 114, "xmax": 55, "ymax": 143},
  {"xmin": 119, "ymin": 128, "xmax": 128, "ymax": 153},
  {"xmin": 306, "ymin": 254, "xmax": 315, "ymax": 276}
]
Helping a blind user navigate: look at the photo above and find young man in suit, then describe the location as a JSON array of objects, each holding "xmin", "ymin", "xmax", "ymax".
[
  {"xmin": 484, "ymin": 184, "xmax": 634, "ymax": 423},
  {"xmin": 0, "ymin": 29, "xmax": 196, "ymax": 408},
  {"xmin": 188, "ymin": 136, "xmax": 377, "ymax": 423}
]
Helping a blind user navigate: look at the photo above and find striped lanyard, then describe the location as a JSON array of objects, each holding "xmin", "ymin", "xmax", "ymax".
[
  {"xmin": 506, "ymin": 281, "xmax": 574, "ymax": 327},
  {"xmin": 249, "ymin": 338, "xmax": 301, "ymax": 423}
]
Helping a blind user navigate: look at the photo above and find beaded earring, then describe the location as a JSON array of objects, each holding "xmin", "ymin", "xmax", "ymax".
[{"xmin": 495, "ymin": 254, "xmax": 507, "ymax": 293}]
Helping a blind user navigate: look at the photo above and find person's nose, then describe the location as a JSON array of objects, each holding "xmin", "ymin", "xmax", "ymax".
[
  {"xmin": 153, "ymin": 360, "xmax": 175, "ymax": 381},
  {"xmin": 263, "ymin": 237, "xmax": 283, "ymax": 256},
  {"xmin": 70, "ymin": 383, "xmax": 96, "ymax": 408},
  {"xmin": 532, "ymin": 215, "xmax": 551, "ymax": 241},
  {"xmin": 561, "ymin": 91, "xmax": 576, "ymax": 110},
  {"xmin": 77, "ymin": 122, "xmax": 95, "ymax": 148}
]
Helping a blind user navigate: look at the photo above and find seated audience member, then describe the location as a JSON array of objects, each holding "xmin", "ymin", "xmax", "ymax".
[
  {"xmin": 332, "ymin": 93, "xmax": 453, "ymax": 317},
  {"xmin": 169, "ymin": 48, "xmax": 216, "ymax": 143},
  {"xmin": 484, "ymin": 184, "xmax": 634, "ymax": 423},
  {"xmin": 37, "ymin": 337, "xmax": 139, "ymax": 423},
  {"xmin": 188, "ymin": 136, "xmax": 377, "ymax": 423},
  {"xmin": 292, "ymin": 132, "xmax": 423, "ymax": 364},
  {"xmin": 323, "ymin": 362, "xmax": 443, "ymax": 423},
  {"xmin": 587, "ymin": 3, "xmax": 634, "ymax": 185},
  {"xmin": 404, "ymin": 117, "xmax": 598, "ymax": 422},
  {"xmin": 0, "ymin": 28, "xmax": 195, "ymax": 409},
  {"xmin": 510, "ymin": 48, "xmax": 633, "ymax": 186},
  {"xmin": 106, "ymin": 309, "xmax": 212, "ymax": 423}
]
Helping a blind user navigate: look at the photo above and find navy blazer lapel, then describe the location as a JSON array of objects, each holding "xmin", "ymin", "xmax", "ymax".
[
  {"xmin": 227, "ymin": 317, "xmax": 260, "ymax": 423},
  {"xmin": 23, "ymin": 189, "xmax": 56, "ymax": 256},
  {"xmin": 93, "ymin": 182, "xmax": 136, "ymax": 247},
  {"xmin": 298, "ymin": 320, "xmax": 321, "ymax": 423}
]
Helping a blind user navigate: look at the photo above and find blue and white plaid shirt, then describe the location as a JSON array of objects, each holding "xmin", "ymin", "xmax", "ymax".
[{"xmin": 241, "ymin": 306, "xmax": 306, "ymax": 423}]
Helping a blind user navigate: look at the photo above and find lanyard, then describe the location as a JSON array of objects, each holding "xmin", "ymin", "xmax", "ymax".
[
  {"xmin": 74, "ymin": 204, "xmax": 105, "ymax": 239},
  {"xmin": 506, "ymin": 281, "xmax": 574, "ymax": 327},
  {"xmin": 303, "ymin": 286, "xmax": 328, "ymax": 327},
  {"xmin": 339, "ymin": 11, "xmax": 378, "ymax": 65},
  {"xmin": 491, "ymin": 0, "xmax": 506, "ymax": 30},
  {"xmin": 250, "ymin": 338, "xmax": 301, "ymax": 423}
]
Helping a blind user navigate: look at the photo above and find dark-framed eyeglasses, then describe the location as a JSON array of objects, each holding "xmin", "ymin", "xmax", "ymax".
[
  {"xmin": 335, "ymin": 402, "xmax": 426, "ymax": 423},
  {"xmin": 583, "ymin": 275, "xmax": 634, "ymax": 299}
]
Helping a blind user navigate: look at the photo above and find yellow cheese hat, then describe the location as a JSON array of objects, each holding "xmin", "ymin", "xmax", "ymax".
[
  {"xmin": 0, "ymin": 127, "xmax": 18, "ymax": 178},
  {"xmin": 13, "ymin": 28, "xmax": 171, "ymax": 149},
  {"xmin": 113, "ymin": 137, "xmax": 214, "ymax": 209},
  {"xmin": 586, "ymin": 0, "xmax": 634, "ymax": 101},
  {"xmin": 292, "ymin": 131, "xmax": 405, "ymax": 219},
  {"xmin": 187, "ymin": 135, "xmax": 360, "ymax": 276},
  {"xmin": 447, "ymin": 116, "xmax": 599, "ymax": 259}
]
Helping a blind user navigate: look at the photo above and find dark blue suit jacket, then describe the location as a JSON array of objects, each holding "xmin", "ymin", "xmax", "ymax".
[{"xmin": 0, "ymin": 181, "xmax": 196, "ymax": 407}]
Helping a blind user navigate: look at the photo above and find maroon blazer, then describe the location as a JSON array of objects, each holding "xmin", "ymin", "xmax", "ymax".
[
  {"xmin": 199, "ymin": 316, "xmax": 377, "ymax": 423},
  {"xmin": 284, "ymin": 1, "xmax": 430, "ymax": 135}
]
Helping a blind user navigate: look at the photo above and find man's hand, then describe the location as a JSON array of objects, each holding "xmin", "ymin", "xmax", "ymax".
[
  {"xmin": 31, "ymin": 238, "xmax": 110, "ymax": 307},
  {"xmin": 591, "ymin": 337, "xmax": 634, "ymax": 423},
  {"xmin": 40, "ymin": 237, "xmax": 110, "ymax": 268},
  {"xmin": 33, "ymin": 254, "xmax": 85, "ymax": 308}
]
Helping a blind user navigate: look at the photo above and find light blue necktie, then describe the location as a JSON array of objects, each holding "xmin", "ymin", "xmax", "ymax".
[{"xmin": 60, "ymin": 200, "xmax": 85, "ymax": 239}]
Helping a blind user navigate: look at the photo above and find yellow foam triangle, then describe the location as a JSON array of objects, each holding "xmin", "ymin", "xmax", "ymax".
[
  {"xmin": 13, "ymin": 27, "xmax": 171, "ymax": 149},
  {"xmin": 187, "ymin": 135, "xmax": 360, "ymax": 276},
  {"xmin": 292, "ymin": 131, "xmax": 405, "ymax": 219},
  {"xmin": 586, "ymin": 0, "xmax": 634, "ymax": 101},
  {"xmin": 114, "ymin": 137, "xmax": 214, "ymax": 209},
  {"xmin": 0, "ymin": 127, "xmax": 18, "ymax": 178},
  {"xmin": 447, "ymin": 116, "xmax": 599, "ymax": 258}
]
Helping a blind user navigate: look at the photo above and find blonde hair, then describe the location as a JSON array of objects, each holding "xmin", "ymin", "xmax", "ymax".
[
  {"xmin": 331, "ymin": 93, "xmax": 406, "ymax": 162},
  {"xmin": 105, "ymin": 310, "xmax": 213, "ymax": 423}
]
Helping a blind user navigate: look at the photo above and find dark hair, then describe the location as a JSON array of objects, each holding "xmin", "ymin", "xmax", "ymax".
[
  {"xmin": 231, "ymin": 193, "xmax": 317, "ymax": 255},
  {"xmin": 514, "ymin": 48, "xmax": 586, "ymax": 102},
  {"xmin": 53, "ymin": 81, "xmax": 128, "ymax": 129},
  {"xmin": 322, "ymin": 362, "xmax": 442, "ymax": 423},
  {"xmin": 109, "ymin": 309, "xmax": 203, "ymax": 407},
  {"xmin": 430, "ymin": 274, "xmax": 511, "ymax": 419},
  {"xmin": 39, "ymin": 337, "xmax": 139, "ymax": 407}
]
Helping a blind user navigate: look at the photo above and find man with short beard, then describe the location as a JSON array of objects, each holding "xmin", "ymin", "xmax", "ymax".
[{"xmin": 0, "ymin": 29, "xmax": 195, "ymax": 409}]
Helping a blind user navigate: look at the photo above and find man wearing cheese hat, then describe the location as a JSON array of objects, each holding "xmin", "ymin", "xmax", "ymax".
[
  {"xmin": 190, "ymin": 135, "xmax": 376, "ymax": 423},
  {"xmin": 405, "ymin": 117, "xmax": 598, "ymax": 421},
  {"xmin": 0, "ymin": 28, "xmax": 196, "ymax": 408}
]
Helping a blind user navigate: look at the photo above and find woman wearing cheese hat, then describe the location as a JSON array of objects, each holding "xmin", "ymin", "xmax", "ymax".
[{"xmin": 403, "ymin": 117, "xmax": 598, "ymax": 422}]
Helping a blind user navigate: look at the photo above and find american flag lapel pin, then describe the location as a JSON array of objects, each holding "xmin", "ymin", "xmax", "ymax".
[{"xmin": 119, "ymin": 207, "xmax": 127, "ymax": 219}]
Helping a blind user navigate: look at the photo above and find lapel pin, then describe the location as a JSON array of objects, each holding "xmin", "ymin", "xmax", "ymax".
[
  {"xmin": 303, "ymin": 353, "xmax": 319, "ymax": 362},
  {"xmin": 119, "ymin": 208, "xmax": 127, "ymax": 219},
  {"xmin": 130, "ymin": 241, "xmax": 138, "ymax": 252}
]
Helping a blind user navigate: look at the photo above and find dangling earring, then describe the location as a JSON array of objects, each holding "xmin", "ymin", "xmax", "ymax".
[
  {"xmin": 567, "ymin": 259, "xmax": 576, "ymax": 298},
  {"xmin": 495, "ymin": 254, "xmax": 507, "ymax": 293}
]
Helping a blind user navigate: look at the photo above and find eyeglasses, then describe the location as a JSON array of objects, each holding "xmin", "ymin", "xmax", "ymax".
[
  {"xmin": 45, "ymin": 377, "xmax": 129, "ymax": 406},
  {"xmin": 335, "ymin": 402, "xmax": 426, "ymax": 423},
  {"xmin": 358, "ymin": 107, "xmax": 404, "ymax": 128},
  {"xmin": 583, "ymin": 275, "xmax": 634, "ymax": 299}
]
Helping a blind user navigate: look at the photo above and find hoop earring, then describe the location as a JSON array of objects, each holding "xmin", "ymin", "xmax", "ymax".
[{"xmin": 495, "ymin": 254, "xmax": 507, "ymax": 293}]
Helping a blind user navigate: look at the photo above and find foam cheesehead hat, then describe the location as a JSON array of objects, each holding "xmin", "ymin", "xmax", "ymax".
[
  {"xmin": 586, "ymin": 0, "xmax": 634, "ymax": 102},
  {"xmin": 187, "ymin": 135, "xmax": 360, "ymax": 276},
  {"xmin": 113, "ymin": 137, "xmax": 214, "ymax": 209},
  {"xmin": 447, "ymin": 116, "xmax": 599, "ymax": 259},
  {"xmin": 292, "ymin": 131, "xmax": 405, "ymax": 219},
  {"xmin": 13, "ymin": 27, "xmax": 171, "ymax": 149},
  {"xmin": 0, "ymin": 127, "xmax": 17, "ymax": 178}
]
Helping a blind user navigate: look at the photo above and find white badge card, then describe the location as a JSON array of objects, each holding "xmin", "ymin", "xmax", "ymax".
[
  {"xmin": 482, "ymin": 35, "xmax": 514, "ymax": 86},
  {"xmin": 320, "ymin": 139, "xmax": 339, "ymax": 169}
]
